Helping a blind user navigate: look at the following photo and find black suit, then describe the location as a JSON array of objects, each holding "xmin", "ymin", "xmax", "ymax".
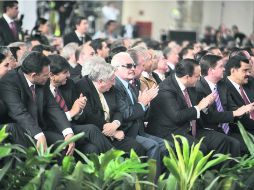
[
  {"xmin": 48, "ymin": 79, "xmax": 113, "ymax": 153},
  {"xmin": 0, "ymin": 17, "xmax": 20, "ymax": 45},
  {"xmin": 196, "ymin": 77, "xmax": 237, "ymax": 131},
  {"xmin": 63, "ymin": 32, "xmax": 91, "ymax": 46},
  {"xmin": 0, "ymin": 68, "xmax": 71, "ymax": 147},
  {"xmin": 75, "ymin": 76, "xmax": 145, "ymax": 156},
  {"xmin": 69, "ymin": 64, "xmax": 82, "ymax": 83},
  {"xmin": 225, "ymin": 78, "xmax": 254, "ymax": 131},
  {"xmin": 146, "ymin": 74, "xmax": 240, "ymax": 156},
  {"xmin": 196, "ymin": 77, "xmax": 244, "ymax": 153},
  {"xmin": 152, "ymin": 72, "xmax": 162, "ymax": 84}
]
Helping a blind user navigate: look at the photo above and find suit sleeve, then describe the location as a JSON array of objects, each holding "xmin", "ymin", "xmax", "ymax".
[
  {"xmin": 0, "ymin": 78, "xmax": 42, "ymax": 137},
  {"xmin": 115, "ymin": 87, "xmax": 145, "ymax": 122},
  {"xmin": 158, "ymin": 89, "xmax": 197, "ymax": 125}
]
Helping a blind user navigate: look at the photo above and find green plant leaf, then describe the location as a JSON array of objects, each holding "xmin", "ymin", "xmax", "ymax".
[
  {"xmin": 0, "ymin": 158, "xmax": 13, "ymax": 181},
  {"xmin": 42, "ymin": 164, "xmax": 62, "ymax": 190},
  {"xmin": 0, "ymin": 146, "xmax": 12, "ymax": 159},
  {"xmin": 0, "ymin": 125, "xmax": 8, "ymax": 143}
]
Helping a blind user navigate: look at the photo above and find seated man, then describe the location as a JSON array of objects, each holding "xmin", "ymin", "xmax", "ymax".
[
  {"xmin": 0, "ymin": 52, "xmax": 74, "ymax": 155},
  {"xmin": 225, "ymin": 55, "xmax": 254, "ymax": 148},
  {"xmin": 146, "ymin": 58, "xmax": 240, "ymax": 157},
  {"xmin": 48, "ymin": 54, "xmax": 114, "ymax": 154},
  {"xmin": 111, "ymin": 52, "xmax": 168, "ymax": 178},
  {"xmin": 196, "ymin": 54, "xmax": 253, "ymax": 154},
  {"xmin": 75, "ymin": 56, "xmax": 145, "ymax": 156}
]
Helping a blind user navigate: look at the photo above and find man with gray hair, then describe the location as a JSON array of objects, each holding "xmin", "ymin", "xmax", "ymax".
[
  {"xmin": 61, "ymin": 42, "xmax": 79, "ymax": 79},
  {"xmin": 76, "ymin": 57, "xmax": 145, "ymax": 156},
  {"xmin": 112, "ymin": 52, "xmax": 168, "ymax": 180}
]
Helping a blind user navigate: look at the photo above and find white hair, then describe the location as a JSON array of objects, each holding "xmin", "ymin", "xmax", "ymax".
[
  {"xmin": 111, "ymin": 52, "xmax": 133, "ymax": 67},
  {"xmin": 82, "ymin": 56, "xmax": 108, "ymax": 77},
  {"xmin": 61, "ymin": 42, "xmax": 79, "ymax": 60}
]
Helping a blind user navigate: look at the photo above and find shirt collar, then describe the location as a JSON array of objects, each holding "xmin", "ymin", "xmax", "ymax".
[
  {"xmin": 228, "ymin": 77, "xmax": 241, "ymax": 94},
  {"xmin": 49, "ymin": 83, "xmax": 56, "ymax": 96},
  {"xmin": 117, "ymin": 76, "xmax": 129, "ymax": 90},
  {"xmin": 3, "ymin": 13, "xmax": 14, "ymax": 25},
  {"xmin": 175, "ymin": 74, "xmax": 186, "ymax": 91},
  {"xmin": 167, "ymin": 62, "xmax": 175, "ymax": 70},
  {"xmin": 69, "ymin": 61, "xmax": 77, "ymax": 68},
  {"xmin": 75, "ymin": 31, "xmax": 85, "ymax": 38},
  {"xmin": 142, "ymin": 71, "xmax": 150, "ymax": 78},
  {"xmin": 24, "ymin": 74, "xmax": 34, "ymax": 88},
  {"xmin": 204, "ymin": 77, "xmax": 217, "ymax": 91}
]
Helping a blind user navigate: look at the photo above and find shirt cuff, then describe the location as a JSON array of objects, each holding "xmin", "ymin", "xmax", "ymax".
[
  {"xmin": 65, "ymin": 111, "xmax": 72, "ymax": 121},
  {"xmin": 62, "ymin": 128, "xmax": 74, "ymax": 137},
  {"xmin": 194, "ymin": 106, "xmax": 200, "ymax": 119},
  {"xmin": 113, "ymin": 120, "xmax": 121, "ymax": 127},
  {"xmin": 138, "ymin": 102, "xmax": 147, "ymax": 111},
  {"xmin": 34, "ymin": 132, "xmax": 44, "ymax": 140}
]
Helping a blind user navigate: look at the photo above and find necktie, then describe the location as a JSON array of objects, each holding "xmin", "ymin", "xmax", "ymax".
[
  {"xmin": 10, "ymin": 21, "xmax": 17, "ymax": 37},
  {"xmin": 80, "ymin": 36, "xmax": 85, "ymax": 43},
  {"xmin": 55, "ymin": 88, "xmax": 68, "ymax": 112},
  {"xmin": 214, "ymin": 86, "xmax": 230, "ymax": 134},
  {"xmin": 239, "ymin": 86, "xmax": 254, "ymax": 120},
  {"xmin": 183, "ymin": 89, "xmax": 197, "ymax": 137},
  {"xmin": 128, "ymin": 83, "xmax": 137, "ymax": 104},
  {"xmin": 98, "ymin": 92, "xmax": 110, "ymax": 122},
  {"xmin": 30, "ymin": 85, "xmax": 36, "ymax": 102}
]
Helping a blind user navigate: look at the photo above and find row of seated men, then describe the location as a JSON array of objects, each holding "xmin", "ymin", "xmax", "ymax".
[{"xmin": 0, "ymin": 46, "xmax": 254, "ymax": 179}]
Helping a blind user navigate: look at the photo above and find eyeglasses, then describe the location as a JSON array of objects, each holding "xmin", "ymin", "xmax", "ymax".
[{"xmin": 121, "ymin": 63, "xmax": 136, "ymax": 69}]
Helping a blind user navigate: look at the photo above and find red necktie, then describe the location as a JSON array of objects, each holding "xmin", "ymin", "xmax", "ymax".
[
  {"xmin": 30, "ymin": 85, "xmax": 36, "ymax": 102},
  {"xmin": 10, "ymin": 21, "xmax": 17, "ymax": 37},
  {"xmin": 183, "ymin": 89, "xmax": 197, "ymax": 137},
  {"xmin": 239, "ymin": 86, "xmax": 254, "ymax": 120},
  {"xmin": 55, "ymin": 88, "xmax": 68, "ymax": 112}
]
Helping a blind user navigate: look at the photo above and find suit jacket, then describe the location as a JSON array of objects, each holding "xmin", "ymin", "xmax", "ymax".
[
  {"xmin": 69, "ymin": 64, "xmax": 82, "ymax": 83},
  {"xmin": 140, "ymin": 74, "xmax": 158, "ymax": 91},
  {"xmin": 225, "ymin": 78, "xmax": 254, "ymax": 130},
  {"xmin": 0, "ymin": 99, "xmax": 11, "ymax": 124},
  {"xmin": 75, "ymin": 76, "xmax": 122, "ymax": 130},
  {"xmin": 152, "ymin": 72, "xmax": 162, "ymax": 84},
  {"xmin": 114, "ymin": 77, "xmax": 146, "ymax": 137},
  {"xmin": 63, "ymin": 32, "xmax": 91, "ymax": 46},
  {"xmin": 195, "ymin": 77, "xmax": 237, "ymax": 132},
  {"xmin": 0, "ymin": 17, "xmax": 20, "ymax": 45},
  {"xmin": 165, "ymin": 66, "xmax": 174, "ymax": 78},
  {"xmin": 146, "ymin": 74, "xmax": 201, "ymax": 139},
  {"xmin": 0, "ymin": 68, "xmax": 71, "ymax": 137}
]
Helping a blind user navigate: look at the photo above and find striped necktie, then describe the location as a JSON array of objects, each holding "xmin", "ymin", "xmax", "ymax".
[
  {"xmin": 214, "ymin": 86, "xmax": 230, "ymax": 134},
  {"xmin": 54, "ymin": 88, "xmax": 68, "ymax": 112}
]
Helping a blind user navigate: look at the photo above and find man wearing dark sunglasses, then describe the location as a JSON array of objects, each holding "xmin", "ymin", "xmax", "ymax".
[{"xmin": 112, "ymin": 52, "xmax": 169, "ymax": 180}]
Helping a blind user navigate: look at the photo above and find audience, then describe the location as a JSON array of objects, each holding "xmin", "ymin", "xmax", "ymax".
[{"xmin": 1, "ymin": 3, "xmax": 254, "ymax": 180}]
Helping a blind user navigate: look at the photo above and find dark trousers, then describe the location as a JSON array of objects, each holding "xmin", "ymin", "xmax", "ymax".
[
  {"xmin": 6, "ymin": 123, "xmax": 113, "ymax": 154},
  {"xmin": 167, "ymin": 128, "xmax": 241, "ymax": 157},
  {"xmin": 111, "ymin": 136, "xmax": 146, "ymax": 156}
]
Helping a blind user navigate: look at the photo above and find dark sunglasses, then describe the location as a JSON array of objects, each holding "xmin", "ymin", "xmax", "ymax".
[{"xmin": 121, "ymin": 63, "xmax": 136, "ymax": 69}]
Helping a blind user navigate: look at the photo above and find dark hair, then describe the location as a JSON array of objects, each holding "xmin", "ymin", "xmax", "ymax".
[
  {"xmin": 32, "ymin": 18, "xmax": 47, "ymax": 33},
  {"xmin": 47, "ymin": 54, "xmax": 70, "ymax": 75},
  {"xmin": 225, "ymin": 55, "xmax": 249, "ymax": 76},
  {"xmin": 194, "ymin": 50, "xmax": 208, "ymax": 63},
  {"xmin": 175, "ymin": 59, "xmax": 199, "ymax": 78},
  {"xmin": 3, "ymin": 1, "xmax": 18, "ymax": 13},
  {"xmin": 200, "ymin": 54, "xmax": 222, "ymax": 76},
  {"xmin": 163, "ymin": 47, "xmax": 171, "ymax": 59},
  {"xmin": 90, "ymin": 38, "xmax": 106, "ymax": 53},
  {"xmin": 104, "ymin": 20, "xmax": 116, "ymax": 30},
  {"xmin": 31, "ymin": 44, "xmax": 55, "ymax": 53},
  {"xmin": 21, "ymin": 51, "xmax": 50, "ymax": 74},
  {"xmin": 73, "ymin": 16, "xmax": 87, "ymax": 30},
  {"xmin": 179, "ymin": 45, "xmax": 193, "ymax": 60}
]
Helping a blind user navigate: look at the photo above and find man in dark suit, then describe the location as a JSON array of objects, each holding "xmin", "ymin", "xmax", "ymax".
[
  {"xmin": 47, "ymin": 54, "xmax": 114, "ymax": 153},
  {"xmin": 0, "ymin": 52, "xmax": 75, "ymax": 155},
  {"xmin": 163, "ymin": 46, "xmax": 179, "ymax": 77},
  {"xmin": 63, "ymin": 16, "xmax": 91, "ymax": 46},
  {"xmin": 111, "ymin": 52, "xmax": 168, "ymax": 179},
  {"xmin": 0, "ymin": 1, "xmax": 20, "ymax": 45},
  {"xmin": 225, "ymin": 55, "xmax": 254, "ymax": 135},
  {"xmin": 196, "ymin": 54, "xmax": 253, "ymax": 153},
  {"xmin": 90, "ymin": 38, "xmax": 110, "ymax": 60},
  {"xmin": 71, "ymin": 43, "xmax": 95, "ymax": 83},
  {"xmin": 75, "ymin": 57, "xmax": 145, "ymax": 156},
  {"xmin": 146, "ymin": 58, "xmax": 240, "ymax": 157}
]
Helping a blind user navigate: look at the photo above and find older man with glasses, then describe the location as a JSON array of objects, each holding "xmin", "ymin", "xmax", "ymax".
[{"xmin": 112, "ymin": 52, "xmax": 170, "ymax": 180}]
